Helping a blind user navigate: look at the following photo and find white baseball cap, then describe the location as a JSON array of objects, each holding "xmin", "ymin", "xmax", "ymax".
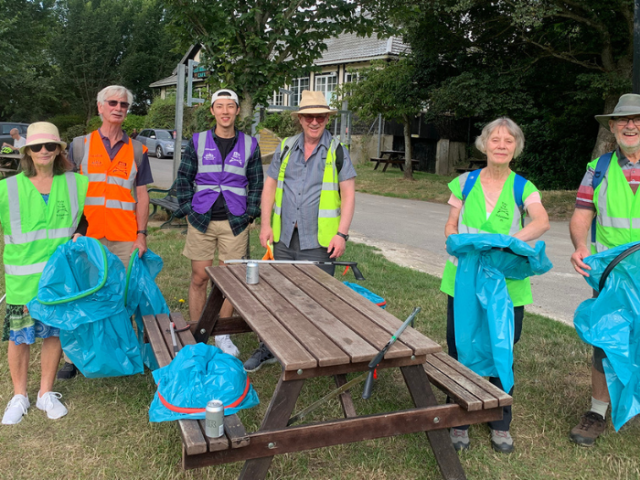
[{"xmin": 210, "ymin": 89, "xmax": 239, "ymax": 106}]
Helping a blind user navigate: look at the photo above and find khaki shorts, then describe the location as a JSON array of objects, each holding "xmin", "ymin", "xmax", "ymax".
[
  {"xmin": 98, "ymin": 238, "xmax": 134, "ymax": 268},
  {"xmin": 183, "ymin": 220, "xmax": 248, "ymax": 262}
]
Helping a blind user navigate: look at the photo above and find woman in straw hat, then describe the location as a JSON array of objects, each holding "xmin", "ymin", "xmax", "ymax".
[{"xmin": 0, "ymin": 122, "xmax": 88, "ymax": 425}]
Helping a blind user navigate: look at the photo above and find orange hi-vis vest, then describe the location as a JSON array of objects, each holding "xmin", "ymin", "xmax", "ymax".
[{"xmin": 79, "ymin": 131, "xmax": 144, "ymax": 241}]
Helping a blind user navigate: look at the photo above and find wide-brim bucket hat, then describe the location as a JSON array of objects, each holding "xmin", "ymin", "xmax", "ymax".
[
  {"xmin": 595, "ymin": 94, "xmax": 640, "ymax": 128},
  {"xmin": 20, "ymin": 122, "xmax": 67, "ymax": 154},
  {"xmin": 291, "ymin": 90, "xmax": 337, "ymax": 117}
]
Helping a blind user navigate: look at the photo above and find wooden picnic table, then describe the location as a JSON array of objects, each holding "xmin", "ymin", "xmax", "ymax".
[
  {"xmin": 156, "ymin": 263, "xmax": 512, "ymax": 479},
  {"xmin": 371, "ymin": 150, "xmax": 419, "ymax": 172},
  {"xmin": 0, "ymin": 153, "xmax": 20, "ymax": 177}
]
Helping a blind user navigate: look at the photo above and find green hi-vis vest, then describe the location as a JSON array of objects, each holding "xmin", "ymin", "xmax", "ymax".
[
  {"xmin": 440, "ymin": 171, "xmax": 539, "ymax": 307},
  {"xmin": 272, "ymin": 133, "xmax": 341, "ymax": 247},
  {"xmin": 590, "ymin": 152, "xmax": 640, "ymax": 254},
  {"xmin": 0, "ymin": 172, "xmax": 88, "ymax": 305}
]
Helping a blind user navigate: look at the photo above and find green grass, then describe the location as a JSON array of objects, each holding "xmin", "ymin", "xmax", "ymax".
[
  {"xmin": 1, "ymin": 227, "xmax": 639, "ymax": 479},
  {"xmin": 355, "ymin": 164, "xmax": 577, "ymax": 221}
]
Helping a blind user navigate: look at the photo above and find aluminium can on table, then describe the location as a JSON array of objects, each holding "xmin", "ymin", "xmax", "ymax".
[
  {"xmin": 246, "ymin": 262, "xmax": 259, "ymax": 284},
  {"xmin": 205, "ymin": 400, "xmax": 224, "ymax": 438}
]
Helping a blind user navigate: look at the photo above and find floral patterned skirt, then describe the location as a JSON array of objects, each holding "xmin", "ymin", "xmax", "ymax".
[{"xmin": 2, "ymin": 304, "xmax": 60, "ymax": 345}]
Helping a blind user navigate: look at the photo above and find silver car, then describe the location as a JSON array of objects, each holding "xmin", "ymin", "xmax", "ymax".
[{"xmin": 137, "ymin": 128, "xmax": 188, "ymax": 158}]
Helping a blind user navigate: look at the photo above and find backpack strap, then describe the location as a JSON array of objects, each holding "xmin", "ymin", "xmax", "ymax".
[
  {"xmin": 461, "ymin": 169, "xmax": 481, "ymax": 201},
  {"xmin": 513, "ymin": 173, "xmax": 527, "ymax": 228},
  {"xmin": 131, "ymin": 138, "xmax": 143, "ymax": 169},
  {"xmin": 336, "ymin": 143, "xmax": 344, "ymax": 174},
  {"xmin": 590, "ymin": 151, "xmax": 614, "ymax": 243},
  {"xmin": 72, "ymin": 135, "xmax": 87, "ymax": 170}
]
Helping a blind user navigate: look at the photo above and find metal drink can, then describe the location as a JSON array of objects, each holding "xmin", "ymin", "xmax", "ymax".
[
  {"xmin": 246, "ymin": 262, "xmax": 259, "ymax": 284},
  {"xmin": 205, "ymin": 400, "xmax": 224, "ymax": 438}
]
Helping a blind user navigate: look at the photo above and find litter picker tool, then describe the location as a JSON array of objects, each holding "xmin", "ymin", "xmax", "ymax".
[
  {"xmin": 225, "ymin": 259, "xmax": 365, "ymax": 280},
  {"xmin": 169, "ymin": 322, "xmax": 179, "ymax": 356}
]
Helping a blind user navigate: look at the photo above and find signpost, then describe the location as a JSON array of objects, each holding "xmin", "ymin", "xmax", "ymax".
[{"xmin": 173, "ymin": 63, "xmax": 185, "ymax": 181}]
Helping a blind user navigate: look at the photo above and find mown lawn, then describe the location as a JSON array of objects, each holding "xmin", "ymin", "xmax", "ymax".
[
  {"xmin": 0, "ymin": 226, "xmax": 639, "ymax": 479},
  {"xmin": 354, "ymin": 164, "xmax": 577, "ymax": 221}
]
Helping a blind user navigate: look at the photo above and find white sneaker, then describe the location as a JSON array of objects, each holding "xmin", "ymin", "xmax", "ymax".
[
  {"xmin": 215, "ymin": 335, "xmax": 240, "ymax": 358},
  {"xmin": 36, "ymin": 391, "xmax": 68, "ymax": 420},
  {"xmin": 2, "ymin": 394, "xmax": 30, "ymax": 425}
]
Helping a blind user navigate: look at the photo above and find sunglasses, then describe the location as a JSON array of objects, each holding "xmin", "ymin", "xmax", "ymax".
[
  {"xmin": 106, "ymin": 100, "xmax": 130, "ymax": 109},
  {"xmin": 30, "ymin": 143, "xmax": 59, "ymax": 153},
  {"xmin": 300, "ymin": 114, "xmax": 328, "ymax": 123}
]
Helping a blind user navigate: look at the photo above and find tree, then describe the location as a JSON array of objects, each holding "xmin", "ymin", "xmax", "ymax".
[
  {"xmin": 163, "ymin": 0, "xmax": 378, "ymax": 120},
  {"xmin": 336, "ymin": 58, "xmax": 425, "ymax": 180}
]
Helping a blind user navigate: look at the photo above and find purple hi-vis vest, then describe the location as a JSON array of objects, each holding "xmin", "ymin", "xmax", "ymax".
[{"xmin": 191, "ymin": 130, "xmax": 258, "ymax": 216}]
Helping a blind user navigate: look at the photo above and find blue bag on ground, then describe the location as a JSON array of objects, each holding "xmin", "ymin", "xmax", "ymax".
[
  {"xmin": 27, "ymin": 237, "xmax": 143, "ymax": 378},
  {"xmin": 574, "ymin": 241, "xmax": 640, "ymax": 431},
  {"xmin": 343, "ymin": 281, "xmax": 386, "ymax": 308},
  {"xmin": 125, "ymin": 250, "xmax": 169, "ymax": 371},
  {"xmin": 149, "ymin": 343, "xmax": 259, "ymax": 422},
  {"xmin": 447, "ymin": 233, "xmax": 553, "ymax": 393}
]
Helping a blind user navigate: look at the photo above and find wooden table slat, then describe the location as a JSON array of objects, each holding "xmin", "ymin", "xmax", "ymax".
[
  {"xmin": 198, "ymin": 420, "xmax": 231, "ymax": 451},
  {"xmin": 272, "ymin": 264, "xmax": 413, "ymax": 359},
  {"xmin": 298, "ymin": 264, "xmax": 440, "ymax": 355},
  {"xmin": 241, "ymin": 264, "xmax": 374, "ymax": 364},
  {"xmin": 206, "ymin": 266, "xmax": 317, "ymax": 371},
  {"xmin": 423, "ymin": 361, "xmax": 483, "ymax": 411}
]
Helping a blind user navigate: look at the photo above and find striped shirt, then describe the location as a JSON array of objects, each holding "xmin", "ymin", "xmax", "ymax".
[{"xmin": 576, "ymin": 148, "xmax": 640, "ymax": 210}]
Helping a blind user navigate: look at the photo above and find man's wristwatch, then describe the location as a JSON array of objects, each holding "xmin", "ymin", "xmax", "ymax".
[
  {"xmin": 337, "ymin": 232, "xmax": 349, "ymax": 241},
  {"xmin": 137, "ymin": 230, "xmax": 148, "ymax": 236}
]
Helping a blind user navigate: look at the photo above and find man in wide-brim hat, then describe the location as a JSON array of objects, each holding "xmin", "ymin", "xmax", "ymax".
[
  {"xmin": 244, "ymin": 90, "xmax": 357, "ymax": 372},
  {"xmin": 569, "ymin": 93, "xmax": 640, "ymax": 446}
]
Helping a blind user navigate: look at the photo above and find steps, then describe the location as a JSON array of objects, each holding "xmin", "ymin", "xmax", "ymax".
[{"xmin": 258, "ymin": 128, "xmax": 282, "ymax": 156}]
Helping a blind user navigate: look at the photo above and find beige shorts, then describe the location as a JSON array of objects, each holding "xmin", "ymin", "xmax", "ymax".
[
  {"xmin": 183, "ymin": 220, "xmax": 248, "ymax": 262},
  {"xmin": 98, "ymin": 238, "xmax": 134, "ymax": 268}
]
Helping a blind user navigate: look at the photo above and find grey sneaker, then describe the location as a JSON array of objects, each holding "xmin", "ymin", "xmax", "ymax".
[
  {"xmin": 244, "ymin": 343, "xmax": 277, "ymax": 372},
  {"xmin": 491, "ymin": 429, "xmax": 514, "ymax": 453},
  {"xmin": 450, "ymin": 428, "xmax": 470, "ymax": 451}
]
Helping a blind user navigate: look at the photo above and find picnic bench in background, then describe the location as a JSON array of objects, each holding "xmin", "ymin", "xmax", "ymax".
[
  {"xmin": 142, "ymin": 264, "xmax": 512, "ymax": 480},
  {"xmin": 148, "ymin": 181, "xmax": 187, "ymax": 229},
  {"xmin": 0, "ymin": 152, "xmax": 20, "ymax": 178},
  {"xmin": 370, "ymin": 150, "xmax": 419, "ymax": 172},
  {"xmin": 455, "ymin": 158, "xmax": 487, "ymax": 173}
]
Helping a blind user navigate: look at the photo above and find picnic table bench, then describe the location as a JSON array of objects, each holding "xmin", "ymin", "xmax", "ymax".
[
  {"xmin": 148, "ymin": 181, "xmax": 187, "ymax": 229},
  {"xmin": 455, "ymin": 158, "xmax": 487, "ymax": 173},
  {"xmin": 144, "ymin": 264, "xmax": 512, "ymax": 479},
  {"xmin": 371, "ymin": 150, "xmax": 419, "ymax": 172},
  {"xmin": 0, "ymin": 153, "xmax": 20, "ymax": 177}
]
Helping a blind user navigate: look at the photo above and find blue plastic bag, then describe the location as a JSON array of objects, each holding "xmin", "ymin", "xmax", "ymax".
[
  {"xmin": 27, "ymin": 237, "xmax": 144, "ymax": 378},
  {"xmin": 343, "ymin": 281, "xmax": 386, "ymax": 308},
  {"xmin": 574, "ymin": 241, "xmax": 640, "ymax": 431},
  {"xmin": 149, "ymin": 343, "xmax": 259, "ymax": 422},
  {"xmin": 125, "ymin": 250, "xmax": 170, "ymax": 371},
  {"xmin": 447, "ymin": 233, "xmax": 553, "ymax": 393}
]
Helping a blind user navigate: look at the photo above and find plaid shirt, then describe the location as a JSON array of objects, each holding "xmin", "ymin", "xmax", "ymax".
[{"xmin": 175, "ymin": 129, "xmax": 263, "ymax": 235}]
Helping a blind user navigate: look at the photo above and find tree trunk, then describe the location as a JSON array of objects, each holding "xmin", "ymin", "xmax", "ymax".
[
  {"xmin": 240, "ymin": 91, "xmax": 254, "ymax": 128},
  {"xmin": 402, "ymin": 114, "xmax": 414, "ymax": 180},
  {"xmin": 591, "ymin": 94, "xmax": 619, "ymax": 159}
]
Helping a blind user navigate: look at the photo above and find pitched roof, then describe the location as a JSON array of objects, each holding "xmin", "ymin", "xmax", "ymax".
[{"xmin": 315, "ymin": 33, "xmax": 409, "ymax": 66}]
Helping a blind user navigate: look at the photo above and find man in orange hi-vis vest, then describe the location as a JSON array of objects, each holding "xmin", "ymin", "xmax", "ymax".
[{"xmin": 60, "ymin": 85, "xmax": 154, "ymax": 380}]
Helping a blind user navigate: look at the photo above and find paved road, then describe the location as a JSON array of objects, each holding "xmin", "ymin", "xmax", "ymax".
[{"xmin": 149, "ymin": 158, "xmax": 586, "ymax": 325}]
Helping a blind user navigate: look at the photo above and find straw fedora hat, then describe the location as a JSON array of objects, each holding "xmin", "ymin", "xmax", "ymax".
[
  {"xmin": 20, "ymin": 122, "xmax": 67, "ymax": 154},
  {"xmin": 292, "ymin": 90, "xmax": 336, "ymax": 116},
  {"xmin": 595, "ymin": 94, "xmax": 640, "ymax": 128}
]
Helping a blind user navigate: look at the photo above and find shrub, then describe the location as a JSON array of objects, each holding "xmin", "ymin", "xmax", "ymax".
[
  {"xmin": 48, "ymin": 115, "xmax": 85, "ymax": 134},
  {"xmin": 62, "ymin": 124, "xmax": 85, "ymax": 144},
  {"xmin": 87, "ymin": 116, "xmax": 101, "ymax": 133},
  {"xmin": 123, "ymin": 115, "xmax": 146, "ymax": 135},
  {"xmin": 258, "ymin": 112, "xmax": 299, "ymax": 138}
]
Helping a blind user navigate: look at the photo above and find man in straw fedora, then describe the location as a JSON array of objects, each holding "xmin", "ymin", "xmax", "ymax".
[
  {"xmin": 570, "ymin": 93, "xmax": 640, "ymax": 445},
  {"xmin": 244, "ymin": 90, "xmax": 356, "ymax": 372}
]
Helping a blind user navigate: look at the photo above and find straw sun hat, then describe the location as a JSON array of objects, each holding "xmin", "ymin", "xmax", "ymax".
[
  {"xmin": 291, "ymin": 90, "xmax": 337, "ymax": 117},
  {"xmin": 19, "ymin": 122, "xmax": 67, "ymax": 154}
]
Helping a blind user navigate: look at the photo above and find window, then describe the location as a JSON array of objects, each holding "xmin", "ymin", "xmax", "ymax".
[
  {"xmin": 290, "ymin": 77, "xmax": 310, "ymax": 106},
  {"xmin": 315, "ymin": 74, "xmax": 338, "ymax": 104},
  {"xmin": 344, "ymin": 71, "xmax": 360, "ymax": 84},
  {"xmin": 271, "ymin": 90, "xmax": 284, "ymax": 106}
]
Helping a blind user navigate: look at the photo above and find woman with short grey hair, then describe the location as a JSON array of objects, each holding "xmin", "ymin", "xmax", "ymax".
[{"xmin": 440, "ymin": 117, "xmax": 550, "ymax": 453}]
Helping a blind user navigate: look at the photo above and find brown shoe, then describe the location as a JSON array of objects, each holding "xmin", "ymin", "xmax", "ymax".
[{"xmin": 570, "ymin": 411, "xmax": 606, "ymax": 446}]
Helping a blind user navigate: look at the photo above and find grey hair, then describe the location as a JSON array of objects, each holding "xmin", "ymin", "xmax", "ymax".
[
  {"xmin": 97, "ymin": 85, "xmax": 133, "ymax": 106},
  {"xmin": 475, "ymin": 117, "xmax": 525, "ymax": 159},
  {"xmin": 10, "ymin": 128, "xmax": 18, "ymax": 136}
]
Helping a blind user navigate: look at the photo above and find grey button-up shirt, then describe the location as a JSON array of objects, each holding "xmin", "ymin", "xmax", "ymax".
[{"xmin": 267, "ymin": 130, "xmax": 356, "ymax": 250}]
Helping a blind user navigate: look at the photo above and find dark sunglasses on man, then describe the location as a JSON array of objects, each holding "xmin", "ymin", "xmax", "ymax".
[
  {"xmin": 29, "ymin": 143, "xmax": 59, "ymax": 153},
  {"xmin": 106, "ymin": 100, "xmax": 130, "ymax": 109}
]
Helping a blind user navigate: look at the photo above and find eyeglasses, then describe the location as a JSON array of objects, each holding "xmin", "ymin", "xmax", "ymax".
[
  {"xmin": 300, "ymin": 114, "xmax": 328, "ymax": 123},
  {"xmin": 30, "ymin": 143, "xmax": 58, "ymax": 153},
  {"xmin": 106, "ymin": 100, "xmax": 130, "ymax": 109},
  {"xmin": 614, "ymin": 117, "xmax": 640, "ymax": 127}
]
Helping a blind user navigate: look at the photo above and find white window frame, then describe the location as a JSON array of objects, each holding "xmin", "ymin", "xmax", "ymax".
[
  {"xmin": 314, "ymin": 73, "xmax": 338, "ymax": 104},
  {"xmin": 290, "ymin": 77, "xmax": 310, "ymax": 106}
]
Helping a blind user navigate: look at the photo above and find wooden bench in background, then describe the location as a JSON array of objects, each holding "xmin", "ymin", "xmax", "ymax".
[
  {"xmin": 370, "ymin": 157, "xmax": 420, "ymax": 172},
  {"xmin": 455, "ymin": 158, "xmax": 487, "ymax": 173},
  {"xmin": 148, "ymin": 181, "xmax": 187, "ymax": 229}
]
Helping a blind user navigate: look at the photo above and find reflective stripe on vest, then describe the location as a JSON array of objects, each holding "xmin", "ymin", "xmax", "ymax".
[
  {"xmin": 592, "ymin": 153, "xmax": 640, "ymax": 253},
  {"xmin": 272, "ymin": 134, "xmax": 341, "ymax": 247}
]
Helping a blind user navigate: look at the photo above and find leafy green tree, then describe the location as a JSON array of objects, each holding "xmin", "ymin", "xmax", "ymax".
[
  {"xmin": 163, "ymin": 0, "xmax": 378, "ymax": 120},
  {"xmin": 336, "ymin": 58, "xmax": 425, "ymax": 180}
]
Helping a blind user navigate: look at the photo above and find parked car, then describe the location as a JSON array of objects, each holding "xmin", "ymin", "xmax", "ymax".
[
  {"xmin": 0, "ymin": 122, "xmax": 29, "ymax": 150},
  {"xmin": 137, "ymin": 128, "xmax": 188, "ymax": 158}
]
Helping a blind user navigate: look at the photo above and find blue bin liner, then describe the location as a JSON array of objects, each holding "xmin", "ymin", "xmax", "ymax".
[{"xmin": 343, "ymin": 281, "xmax": 386, "ymax": 308}]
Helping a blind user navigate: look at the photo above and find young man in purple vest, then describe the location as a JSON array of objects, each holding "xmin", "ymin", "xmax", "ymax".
[{"xmin": 176, "ymin": 89, "xmax": 263, "ymax": 357}]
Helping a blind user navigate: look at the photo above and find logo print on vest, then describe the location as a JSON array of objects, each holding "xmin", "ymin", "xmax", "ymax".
[
  {"xmin": 495, "ymin": 203, "xmax": 510, "ymax": 222},
  {"xmin": 203, "ymin": 148, "xmax": 216, "ymax": 162},
  {"xmin": 112, "ymin": 161, "xmax": 128, "ymax": 176},
  {"xmin": 227, "ymin": 151, "xmax": 243, "ymax": 165},
  {"xmin": 56, "ymin": 201, "xmax": 69, "ymax": 218}
]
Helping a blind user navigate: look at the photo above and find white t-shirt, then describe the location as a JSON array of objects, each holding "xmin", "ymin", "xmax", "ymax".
[{"xmin": 14, "ymin": 136, "xmax": 26, "ymax": 149}]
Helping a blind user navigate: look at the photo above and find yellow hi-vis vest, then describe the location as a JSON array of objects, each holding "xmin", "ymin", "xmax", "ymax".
[
  {"xmin": 0, "ymin": 172, "xmax": 88, "ymax": 304},
  {"xmin": 272, "ymin": 133, "xmax": 341, "ymax": 247}
]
